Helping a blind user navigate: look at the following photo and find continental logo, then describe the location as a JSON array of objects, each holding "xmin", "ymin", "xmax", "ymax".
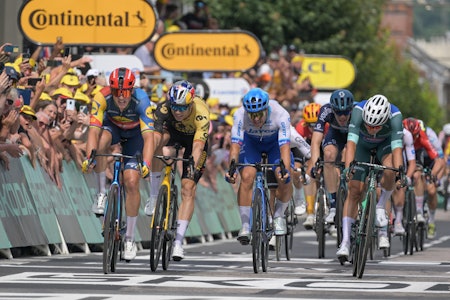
[
  {"xmin": 19, "ymin": 0, "xmax": 157, "ymax": 46},
  {"xmin": 154, "ymin": 31, "xmax": 262, "ymax": 72}
]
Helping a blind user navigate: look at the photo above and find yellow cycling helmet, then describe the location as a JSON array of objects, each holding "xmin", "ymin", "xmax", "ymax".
[{"xmin": 302, "ymin": 102, "xmax": 321, "ymax": 123}]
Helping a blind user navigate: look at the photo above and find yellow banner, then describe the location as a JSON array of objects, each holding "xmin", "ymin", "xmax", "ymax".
[
  {"xmin": 302, "ymin": 56, "xmax": 356, "ymax": 89},
  {"xmin": 154, "ymin": 31, "xmax": 262, "ymax": 72},
  {"xmin": 19, "ymin": 0, "xmax": 156, "ymax": 46}
]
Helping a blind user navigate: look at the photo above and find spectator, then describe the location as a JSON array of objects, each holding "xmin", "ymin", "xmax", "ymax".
[{"xmin": 180, "ymin": 0, "xmax": 211, "ymax": 29}]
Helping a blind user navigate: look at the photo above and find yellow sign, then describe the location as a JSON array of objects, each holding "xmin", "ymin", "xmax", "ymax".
[
  {"xmin": 154, "ymin": 31, "xmax": 262, "ymax": 72},
  {"xmin": 18, "ymin": 0, "xmax": 156, "ymax": 46},
  {"xmin": 302, "ymin": 56, "xmax": 356, "ymax": 89}
]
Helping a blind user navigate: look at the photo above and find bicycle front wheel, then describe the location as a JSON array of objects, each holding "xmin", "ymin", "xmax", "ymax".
[
  {"xmin": 261, "ymin": 192, "xmax": 270, "ymax": 272},
  {"xmin": 103, "ymin": 185, "xmax": 119, "ymax": 274},
  {"xmin": 251, "ymin": 189, "xmax": 262, "ymax": 273},
  {"xmin": 356, "ymin": 189, "xmax": 376, "ymax": 279},
  {"xmin": 336, "ymin": 185, "xmax": 346, "ymax": 248},
  {"xmin": 150, "ymin": 185, "xmax": 168, "ymax": 272},
  {"xmin": 285, "ymin": 198, "xmax": 296, "ymax": 261},
  {"xmin": 315, "ymin": 187, "xmax": 326, "ymax": 259},
  {"xmin": 163, "ymin": 185, "xmax": 178, "ymax": 271}
]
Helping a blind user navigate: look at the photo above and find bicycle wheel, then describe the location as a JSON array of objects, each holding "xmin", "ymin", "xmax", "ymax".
[
  {"xmin": 261, "ymin": 193, "xmax": 270, "ymax": 272},
  {"xmin": 103, "ymin": 185, "xmax": 118, "ymax": 274},
  {"xmin": 408, "ymin": 190, "xmax": 416, "ymax": 255},
  {"xmin": 356, "ymin": 189, "xmax": 376, "ymax": 279},
  {"xmin": 285, "ymin": 198, "xmax": 296, "ymax": 261},
  {"xmin": 350, "ymin": 220, "xmax": 359, "ymax": 274},
  {"xmin": 336, "ymin": 185, "xmax": 346, "ymax": 248},
  {"xmin": 315, "ymin": 187, "xmax": 326, "ymax": 259},
  {"xmin": 150, "ymin": 185, "xmax": 168, "ymax": 272},
  {"xmin": 443, "ymin": 176, "xmax": 449, "ymax": 212},
  {"xmin": 163, "ymin": 185, "xmax": 178, "ymax": 271},
  {"xmin": 251, "ymin": 189, "xmax": 262, "ymax": 273},
  {"xmin": 275, "ymin": 235, "xmax": 282, "ymax": 261}
]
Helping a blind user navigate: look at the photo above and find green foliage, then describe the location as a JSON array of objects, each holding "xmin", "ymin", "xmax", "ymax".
[{"xmin": 206, "ymin": 0, "xmax": 442, "ymax": 127}]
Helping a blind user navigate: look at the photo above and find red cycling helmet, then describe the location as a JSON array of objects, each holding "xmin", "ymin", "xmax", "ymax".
[
  {"xmin": 402, "ymin": 117, "xmax": 422, "ymax": 136},
  {"xmin": 109, "ymin": 67, "xmax": 135, "ymax": 89}
]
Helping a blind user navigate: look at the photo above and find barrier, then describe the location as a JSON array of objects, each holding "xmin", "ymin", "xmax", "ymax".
[{"xmin": 0, "ymin": 155, "xmax": 240, "ymax": 257}]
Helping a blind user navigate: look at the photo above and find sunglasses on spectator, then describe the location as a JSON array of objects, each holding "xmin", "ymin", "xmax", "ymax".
[
  {"xmin": 248, "ymin": 110, "xmax": 266, "ymax": 120},
  {"xmin": 170, "ymin": 104, "xmax": 190, "ymax": 112},
  {"xmin": 333, "ymin": 109, "xmax": 352, "ymax": 116},
  {"xmin": 111, "ymin": 88, "xmax": 132, "ymax": 98}
]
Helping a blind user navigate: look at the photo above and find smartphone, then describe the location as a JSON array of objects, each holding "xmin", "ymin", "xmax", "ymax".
[
  {"xmin": 4, "ymin": 45, "xmax": 19, "ymax": 53},
  {"xmin": 64, "ymin": 47, "xmax": 71, "ymax": 57},
  {"xmin": 22, "ymin": 52, "xmax": 30, "ymax": 59},
  {"xmin": 17, "ymin": 88, "xmax": 32, "ymax": 106},
  {"xmin": 79, "ymin": 105, "xmax": 89, "ymax": 115},
  {"xmin": 66, "ymin": 99, "xmax": 76, "ymax": 111},
  {"xmin": 87, "ymin": 75, "xmax": 96, "ymax": 85},
  {"xmin": 47, "ymin": 60, "xmax": 62, "ymax": 67},
  {"xmin": 28, "ymin": 78, "xmax": 42, "ymax": 86}
]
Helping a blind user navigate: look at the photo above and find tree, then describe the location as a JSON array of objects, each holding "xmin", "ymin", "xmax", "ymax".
[{"xmin": 207, "ymin": 0, "xmax": 442, "ymax": 128}]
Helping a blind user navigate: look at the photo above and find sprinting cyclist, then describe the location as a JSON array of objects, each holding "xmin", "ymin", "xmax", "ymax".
[
  {"xmin": 82, "ymin": 67, "xmax": 154, "ymax": 261},
  {"xmin": 295, "ymin": 103, "xmax": 321, "ymax": 228},
  {"xmin": 306, "ymin": 89, "xmax": 354, "ymax": 228},
  {"xmin": 225, "ymin": 88, "xmax": 293, "ymax": 245},
  {"xmin": 336, "ymin": 94, "xmax": 404, "ymax": 261},
  {"xmin": 150, "ymin": 80, "xmax": 210, "ymax": 261},
  {"xmin": 391, "ymin": 127, "xmax": 416, "ymax": 235},
  {"xmin": 403, "ymin": 118, "xmax": 445, "ymax": 238}
]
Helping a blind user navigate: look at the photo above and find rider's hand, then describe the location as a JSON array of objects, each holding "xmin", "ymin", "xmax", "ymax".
[
  {"xmin": 81, "ymin": 157, "xmax": 95, "ymax": 173},
  {"xmin": 278, "ymin": 169, "xmax": 291, "ymax": 184},
  {"xmin": 225, "ymin": 169, "xmax": 237, "ymax": 184},
  {"xmin": 310, "ymin": 167, "xmax": 317, "ymax": 179},
  {"xmin": 141, "ymin": 160, "xmax": 150, "ymax": 178},
  {"xmin": 303, "ymin": 173, "xmax": 311, "ymax": 185},
  {"xmin": 406, "ymin": 176, "xmax": 412, "ymax": 186}
]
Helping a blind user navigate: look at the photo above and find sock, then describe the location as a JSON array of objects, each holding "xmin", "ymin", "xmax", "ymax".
[
  {"xmin": 395, "ymin": 206, "xmax": 403, "ymax": 224},
  {"xmin": 306, "ymin": 195, "xmax": 315, "ymax": 214},
  {"xmin": 125, "ymin": 216, "xmax": 137, "ymax": 241},
  {"xmin": 274, "ymin": 199, "xmax": 289, "ymax": 218},
  {"xmin": 429, "ymin": 209, "xmax": 436, "ymax": 224},
  {"xmin": 239, "ymin": 206, "xmax": 251, "ymax": 231},
  {"xmin": 294, "ymin": 186, "xmax": 305, "ymax": 205},
  {"xmin": 415, "ymin": 196, "xmax": 424, "ymax": 214},
  {"xmin": 175, "ymin": 219, "xmax": 189, "ymax": 245},
  {"xmin": 341, "ymin": 217, "xmax": 355, "ymax": 247},
  {"xmin": 378, "ymin": 226, "xmax": 388, "ymax": 238},
  {"xmin": 377, "ymin": 188, "xmax": 393, "ymax": 208},
  {"xmin": 96, "ymin": 171, "xmax": 106, "ymax": 194},
  {"xmin": 329, "ymin": 192, "xmax": 336, "ymax": 209},
  {"xmin": 150, "ymin": 172, "xmax": 162, "ymax": 199}
]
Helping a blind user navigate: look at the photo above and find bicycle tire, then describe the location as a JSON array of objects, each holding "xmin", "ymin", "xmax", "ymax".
[
  {"xmin": 275, "ymin": 235, "xmax": 282, "ymax": 261},
  {"xmin": 252, "ymin": 189, "xmax": 262, "ymax": 273},
  {"xmin": 357, "ymin": 188, "xmax": 376, "ymax": 279},
  {"xmin": 150, "ymin": 185, "xmax": 168, "ymax": 272},
  {"xmin": 163, "ymin": 185, "xmax": 178, "ymax": 271},
  {"xmin": 285, "ymin": 198, "xmax": 295, "ymax": 261},
  {"xmin": 261, "ymin": 193, "xmax": 270, "ymax": 272},
  {"xmin": 116, "ymin": 185, "xmax": 126, "ymax": 264},
  {"xmin": 351, "ymin": 221, "xmax": 359, "ymax": 275},
  {"xmin": 408, "ymin": 190, "xmax": 416, "ymax": 255},
  {"xmin": 315, "ymin": 187, "xmax": 326, "ymax": 259},
  {"xmin": 336, "ymin": 185, "xmax": 346, "ymax": 248},
  {"xmin": 443, "ymin": 176, "xmax": 449, "ymax": 211},
  {"xmin": 103, "ymin": 185, "xmax": 118, "ymax": 274}
]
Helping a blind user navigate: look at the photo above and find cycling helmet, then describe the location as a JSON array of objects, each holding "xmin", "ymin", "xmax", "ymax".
[
  {"xmin": 302, "ymin": 103, "xmax": 321, "ymax": 123},
  {"xmin": 443, "ymin": 123, "xmax": 450, "ymax": 136},
  {"xmin": 168, "ymin": 80, "xmax": 195, "ymax": 106},
  {"xmin": 330, "ymin": 89, "xmax": 354, "ymax": 111},
  {"xmin": 362, "ymin": 94, "xmax": 391, "ymax": 126},
  {"xmin": 109, "ymin": 67, "xmax": 135, "ymax": 89},
  {"xmin": 242, "ymin": 88, "xmax": 269, "ymax": 113},
  {"xmin": 402, "ymin": 117, "xmax": 422, "ymax": 136}
]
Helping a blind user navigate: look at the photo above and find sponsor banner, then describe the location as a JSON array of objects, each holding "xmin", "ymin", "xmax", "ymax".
[
  {"xmin": 203, "ymin": 78, "xmax": 251, "ymax": 107},
  {"xmin": 88, "ymin": 54, "xmax": 144, "ymax": 87},
  {"xmin": 154, "ymin": 31, "xmax": 262, "ymax": 72},
  {"xmin": 302, "ymin": 55, "xmax": 356, "ymax": 89},
  {"xmin": 19, "ymin": 0, "xmax": 157, "ymax": 46}
]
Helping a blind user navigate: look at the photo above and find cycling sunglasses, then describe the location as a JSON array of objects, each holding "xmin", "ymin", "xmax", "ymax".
[
  {"xmin": 365, "ymin": 124, "xmax": 382, "ymax": 130},
  {"xmin": 111, "ymin": 88, "xmax": 132, "ymax": 98},
  {"xmin": 333, "ymin": 109, "xmax": 352, "ymax": 116},
  {"xmin": 248, "ymin": 110, "xmax": 266, "ymax": 120},
  {"xmin": 170, "ymin": 104, "xmax": 190, "ymax": 112}
]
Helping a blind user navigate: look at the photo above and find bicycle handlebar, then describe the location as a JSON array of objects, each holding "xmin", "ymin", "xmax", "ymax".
[{"xmin": 154, "ymin": 154, "xmax": 195, "ymax": 175}]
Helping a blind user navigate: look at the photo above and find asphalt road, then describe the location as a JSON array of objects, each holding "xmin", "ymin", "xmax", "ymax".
[{"xmin": 0, "ymin": 210, "xmax": 449, "ymax": 299}]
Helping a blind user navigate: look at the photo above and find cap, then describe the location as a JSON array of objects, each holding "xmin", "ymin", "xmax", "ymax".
[
  {"xmin": 60, "ymin": 74, "xmax": 80, "ymax": 86},
  {"xmin": 86, "ymin": 69, "xmax": 99, "ymax": 77},
  {"xmin": 206, "ymin": 97, "xmax": 220, "ymax": 108},
  {"xmin": 39, "ymin": 92, "xmax": 52, "ymax": 101},
  {"xmin": 51, "ymin": 87, "xmax": 73, "ymax": 99},
  {"xmin": 195, "ymin": 0, "xmax": 206, "ymax": 8},
  {"xmin": 291, "ymin": 55, "xmax": 304, "ymax": 63},
  {"xmin": 224, "ymin": 115, "xmax": 233, "ymax": 126},
  {"xmin": 20, "ymin": 105, "xmax": 37, "ymax": 120},
  {"xmin": 288, "ymin": 44, "xmax": 297, "ymax": 52},
  {"xmin": 73, "ymin": 90, "xmax": 91, "ymax": 104},
  {"xmin": 209, "ymin": 113, "xmax": 219, "ymax": 121},
  {"xmin": 269, "ymin": 52, "xmax": 280, "ymax": 61}
]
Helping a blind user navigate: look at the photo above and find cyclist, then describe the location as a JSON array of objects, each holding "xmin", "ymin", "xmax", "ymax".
[
  {"xmin": 306, "ymin": 89, "xmax": 355, "ymax": 229},
  {"xmin": 149, "ymin": 80, "xmax": 210, "ymax": 261},
  {"xmin": 295, "ymin": 103, "xmax": 321, "ymax": 227},
  {"xmin": 403, "ymin": 117, "xmax": 445, "ymax": 239},
  {"xmin": 82, "ymin": 67, "xmax": 154, "ymax": 261},
  {"xmin": 225, "ymin": 88, "xmax": 293, "ymax": 245},
  {"xmin": 391, "ymin": 127, "xmax": 417, "ymax": 235},
  {"xmin": 336, "ymin": 94, "xmax": 404, "ymax": 261}
]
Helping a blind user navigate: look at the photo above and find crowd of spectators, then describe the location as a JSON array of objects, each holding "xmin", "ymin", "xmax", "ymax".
[{"xmin": 0, "ymin": 0, "xmax": 316, "ymax": 192}]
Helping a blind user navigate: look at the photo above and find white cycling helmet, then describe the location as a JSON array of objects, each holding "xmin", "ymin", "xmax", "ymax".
[
  {"xmin": 362, "ymin": 94, "xmax": 391, "ymax": 126},
  {"xmin": 443, "ymin": 123, "xmax": 450, "ymax": 135}
]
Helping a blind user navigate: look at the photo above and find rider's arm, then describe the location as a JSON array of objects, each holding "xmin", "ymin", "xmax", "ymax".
[
  {"xmin": 307, "ymin": 130, "xmax": 323, "ymax": 174},
  {"xmin": 136, "ymin": 88, "xmax": 155, "ymax": 165},
  {"xmin": 389, "ymin": 108, "xmax": 404, "ymax": 169},
  {"xmin": 85, "ymin": 89, "xmax": 107, "ymax": 157}
]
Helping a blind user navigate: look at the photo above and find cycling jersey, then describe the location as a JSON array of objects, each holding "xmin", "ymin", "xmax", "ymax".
[
  {"xmin": 403, "ymin": 128, "xmax": 416, "ymax": 163},
  {"xmin": 290, "ymin": 124, "xmax": 311, "ymax": 160},
  {"xmin": 425, "ymin": 126, "xmax": 444, "ymax": 159},
  {"xmin": 409, "ymin": 121, "xmax": 439, "ymax": 160},
  {"xmin": 90, "ymin": 86, "xmax": 154, "ymax": 133},
  {"xmin": 314, "ymin": 103, "xmax": 348, "ymax": 134},
  {"xmin": 295, "ymin": 119, "xmax": 314, "ymax": 143}
]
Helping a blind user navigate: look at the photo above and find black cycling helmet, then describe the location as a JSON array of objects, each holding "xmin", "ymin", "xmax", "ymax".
[{"xmin": 330, "ymin": 89, "xmax": 354, "ymax": 111}]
